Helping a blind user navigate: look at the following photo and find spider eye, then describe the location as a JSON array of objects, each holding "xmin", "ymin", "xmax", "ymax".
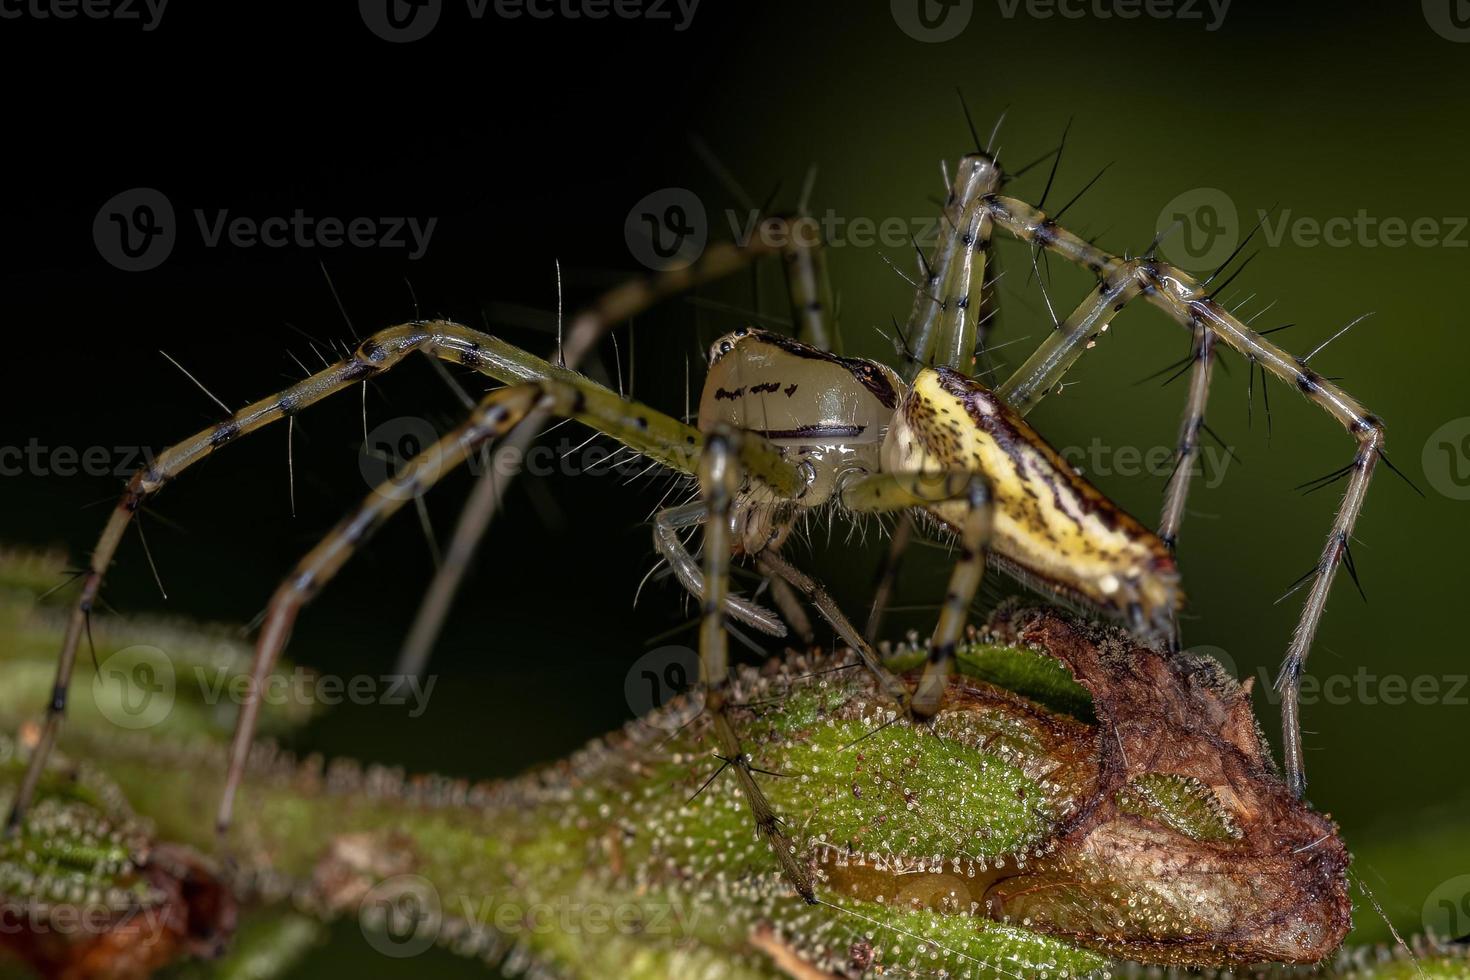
[{"xmin": 719, "ymin": 340, "xmax": 733, "ymax": 355}]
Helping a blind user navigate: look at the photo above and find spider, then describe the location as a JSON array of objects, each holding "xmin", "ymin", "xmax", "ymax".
[{"xmin": 7, "ymin": 135, "xmax": 1398, "ymax": 910}]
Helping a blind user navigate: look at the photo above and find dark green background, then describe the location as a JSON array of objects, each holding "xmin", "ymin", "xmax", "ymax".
[{"xmin": 1, "ymin": 0, "xmax": 1465, "ymax": 971}]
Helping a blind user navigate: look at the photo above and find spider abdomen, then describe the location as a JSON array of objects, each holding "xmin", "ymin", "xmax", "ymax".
[{"xmin": 884, "ymin": 367, "xmax": 1181, "ymax": 635}]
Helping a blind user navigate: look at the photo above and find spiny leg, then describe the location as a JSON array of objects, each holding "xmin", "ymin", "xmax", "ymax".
[
  {"xmin": 650, "ymin": 500, "xmax": 787, "ymax": 636},
  {"xmin": 864, "ymin": 513, "xmax": 914, "ymax": 644},
  {"xmin": 904, "ymin": 155, "xmax": 1002, "ymax": 381},
  {"xmin": 214, "ymin": 377, "xmax": 786, "ymax": 833},
  {"xmin": 928, "ymin": 191, "xmax": 999, "ymax": 376},
  {"xmin": 696, "ymin": 428, "xmax": 815, "ymax": 902},
  {"xmin": 397, "ymin": 216, "xmax": 832, "ymax": 678},
  {"xmin": 755, "ymin": 551, "xmax": 911, "ymax": 712},
  {"xmin": 840, "ymin": 471, "xmax": 993, "ymax": 717},
  {"xmin": 779, "ymin": 213, "xmax": 839, "ymax": 353},
  {"xmin": 1157, "ymin": 327, "xmax": 1218, "ymax": 650},
  {"xmin": 7, "ymin": 320, "xmax": 803, "ymax": 833},
  {"xmin": 768, "ymin": 575, "xmax": 815, "ymax": 645},
  {"xmin": 980, "ymin": 188, "xmax": 1390, "ymax": 796}
]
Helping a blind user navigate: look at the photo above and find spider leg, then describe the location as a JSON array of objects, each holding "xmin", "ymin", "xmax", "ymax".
[
  {"xmin": 905, "ymin": 156, "xmax": 1002, "ymax": 379},
  {"xmin": 930, "ymin": 187, "xmax": 1002, "ymax": 377},
  {"xmin": 780, "ymin": 212, "xmax": 839, "ymax": 353},
  {"xmin": 696, "ymin": 427, "xmax": 816, "ymax": 903},
  {"xmin": 768, "ymin": 575, "xmax": 815, "ymax": 645},
  {"xmin": 756, "ymin": 550, "xmax": 911, "ymax": 712},
  {"xmin": 651, "ymin": 500, "xmax": 787, "ymax": 636},
  {"xmin": 982, "ymin": 192, "xmax": 1388, "ymax": 797},
  {"xmin": 864, "ymin": 513, "xmax": 914, "ymax": 644},
  {"xmin": 1156, "ymin": 327, "xmax": 1218, "ymax": 651},
  {"xmin": 397, "ymin": 217, "xmax": 831, "ymax": 678},
  {"xmin": 6, "ymin": 322, "xmax": 802, "ymax": 835},
  {"xmin": 212, "ymin": 376, "xmax": 792, "ymax": 834},
  {"xmin": 840, "ymin": 471, "xmax": 993, "ymax": 718},
  {"xmin": 994, "ymin": 274, "xmax": 1144, "ymax": 414}
]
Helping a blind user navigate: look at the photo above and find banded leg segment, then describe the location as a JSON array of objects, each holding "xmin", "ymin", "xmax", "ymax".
[
  {"xmin": 1156, "ymin": 328, "xmax": 1218, "ymax": 651},
  {"xmin": 779, "ymin": 214, "xmax": 839, "ymax": 353},
  {"xmin": 1159, "ymin": 328, "xmax": 1218, "ymax": 552},
  {"xmin": 753, "ymin": 550, "xmax": 912, "ymax": 713},
  {"xmin": 697, "ymin": 429, "xmax": 815, "ymax": 902},
  {"xmin": 399, "ymin": 217, "xmax": 820, "ymax": 678},
  {"xmin": 995, "ymin": 272, "xmax": 1145, "ymax": 415},
  {"xmin": 216, "ymin": 378, "xmax": 743, "ymax": 832},
  {"xmin": 980, "ymin": 191, "xmax": 1388, "ymax": 796},
  {"xmin": 7, "ymin": 319, "xmax": 804, "ymax": 835},
  {"xmin": 905, "ymin": 155, "xmax": 1002, "ymax": 381},
  {"xmin": 930, "ymin": 197, "xmax": 997, "ymax": 377},
  {"xmin": 650, "ymin": 500, "xmax": 787, "ymax": 636},
  {"xmin": 840, "ymin": 472, "xmax": 993, "ymax": 717}
]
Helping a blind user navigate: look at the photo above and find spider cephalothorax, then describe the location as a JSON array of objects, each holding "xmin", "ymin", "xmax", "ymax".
[{"xmin": 696, "ymin": 325, "xmax": 1179, "ymax": 643}]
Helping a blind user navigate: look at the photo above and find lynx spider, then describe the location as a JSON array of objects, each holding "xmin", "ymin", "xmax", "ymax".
[{"xmin": 7, "ymin": 130, "xmax": 1398, "ymax": 906}]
